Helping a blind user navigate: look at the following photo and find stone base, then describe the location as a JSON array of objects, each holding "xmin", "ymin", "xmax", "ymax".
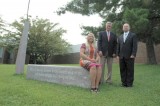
[{"xmin": 27, "ymin": 64, "xmax": 91, "ymax": 88}]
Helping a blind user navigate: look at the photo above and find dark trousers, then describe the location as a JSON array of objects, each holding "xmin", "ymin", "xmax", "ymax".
[{"xmin": 119, "ymin": 58, "xmax": 135, "ymax": 86}]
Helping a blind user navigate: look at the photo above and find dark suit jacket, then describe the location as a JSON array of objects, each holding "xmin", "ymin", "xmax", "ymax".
[
  {"xmin": 117, "ymin": 32, "xmax": 138, "ymax": 59},
  {"xmin": 98, "ymin": 31, "xmax": 117, "ymax": 57}
]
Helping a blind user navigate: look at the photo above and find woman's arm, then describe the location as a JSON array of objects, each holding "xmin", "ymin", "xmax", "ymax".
[
  {"xmin": 80, "ymin": 48, "xmax": 96, "ymax": 63},
  {"xmin": 80, "ymin": 48, "xmax": 91, "ymax": 61}
]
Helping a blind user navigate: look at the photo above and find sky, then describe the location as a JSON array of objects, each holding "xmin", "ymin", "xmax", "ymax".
[{"xmin": 0, "ymin": 0, "xmax": 102, "ymax": 45}]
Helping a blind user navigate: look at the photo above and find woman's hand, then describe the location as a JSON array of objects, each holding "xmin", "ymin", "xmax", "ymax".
[{"xmin": 90, "ymin": 59, "xmax": 96, "ymax": 63}]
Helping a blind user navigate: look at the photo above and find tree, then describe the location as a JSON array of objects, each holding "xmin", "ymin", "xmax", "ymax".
[
  {"xmin": 5, "ymin": 16, "xmax": 70, "ymax": 64},
  {"xmin": 57, "ymin": 0, "xmax": 160, "ymax": 64},
  {"xmin": 0, "ymin": 17, "xmax": 4, "ymax": 34},
  {"xmin": 0, "ymin": 17, "xmax": 16, "ymax": 51}
]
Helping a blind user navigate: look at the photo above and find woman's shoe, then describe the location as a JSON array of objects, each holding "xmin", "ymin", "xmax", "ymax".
[
  {"xmin": 95, "ymin": 88, "xmax": 99, "ymax": 93},
  {"xmin": 90, "ymin": 88, "xmax": 95, "ymax": 92}
]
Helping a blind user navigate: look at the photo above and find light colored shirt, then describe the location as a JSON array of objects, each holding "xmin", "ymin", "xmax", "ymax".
[
  {"xmin": 106, "ymin": 31, "xmax": 110, "ymax": 41},
  {"xmin": 123, "ymin": 31, "xmax": 129, "ymax": 42}
]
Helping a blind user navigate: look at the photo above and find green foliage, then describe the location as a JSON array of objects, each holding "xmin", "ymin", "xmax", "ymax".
[
  {"xmin": 0, "ymin": 64, "xmax": 160, "ymax": 106},
  {"xmin": 0, "ymin": 33, "xmax": 19, "ymax": 52},
  {"xmin": 121, "ymin": 8, "xmax": 150, "ymax": 39},
  {"xmin": 123, "ymin": 8, "xmax": 149, "ymax": 29},
  {"xmin": 57, "ymin": 0, "xmax": 160, "ymax": 64},
  {"xmin": 57, "ymin": 0, "xmax": 120, "ymax": 16},
  {"xmin": 0, "ymin": 17, "xmax": 4, "ymax": 33},
  {"xmin": 2, "ymin": 16, "xmax": 70, "ymax": 63},
  {"xmin": 81, "ymin": 26, "xmax": 103, "ymax": 38},
  {"xmin": 0, "ymin": 17, "xmax": 10, "ymax": 36},
  {"xmin": 0, "ymin": 17, "xmax": 18, "ymax": 51},
  {"xmin": 57, "ymin": 0, "xmax": 160, "ymax": 42}
]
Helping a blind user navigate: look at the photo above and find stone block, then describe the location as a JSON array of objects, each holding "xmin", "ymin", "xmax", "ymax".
[{"xmin": 27, "ymin": 64, "xmax": 90, "ymax": 88}]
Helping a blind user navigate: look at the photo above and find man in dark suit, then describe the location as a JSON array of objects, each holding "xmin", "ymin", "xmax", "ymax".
[
  {"xmin": 98, "ymin": 22, "xmax": 117, "ymax": 83},
  {"xmin": 117, "ymin": 23, "xmax": 138, "ymax": 87}
]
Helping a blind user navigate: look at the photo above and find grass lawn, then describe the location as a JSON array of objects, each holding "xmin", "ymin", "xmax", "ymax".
[{"xmin": 0, "ymin": 64, "xmax": 160, "ymax": 106}]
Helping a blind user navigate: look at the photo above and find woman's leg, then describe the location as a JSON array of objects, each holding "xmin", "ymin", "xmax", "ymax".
[
  {"xmin": 95, "ymin": 66, "xmax": 102, "ymax": 88},
  {"xmin": 90, "ymin": 66, "xmax": 97, "ymax": 89}
]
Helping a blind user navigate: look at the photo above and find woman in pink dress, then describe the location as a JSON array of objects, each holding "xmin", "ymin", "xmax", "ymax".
[{"xmin": 79, "ymin": 33, "xmax": 102, "ymax": 92}]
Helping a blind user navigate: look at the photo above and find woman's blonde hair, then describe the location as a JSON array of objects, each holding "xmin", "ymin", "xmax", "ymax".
[{"xmin": 85, "ymin": 33, "xmax": 96, "ymax": 48}]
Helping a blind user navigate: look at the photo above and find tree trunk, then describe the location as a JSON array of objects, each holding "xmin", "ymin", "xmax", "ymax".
[{"xmin": 146, "ymin": 36, "xmax": 157, "ymax": 64}]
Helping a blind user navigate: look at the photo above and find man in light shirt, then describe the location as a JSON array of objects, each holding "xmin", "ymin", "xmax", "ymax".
[{"xmin": 117, "ymin": 23, "xmax": 138, "ymax": 87}]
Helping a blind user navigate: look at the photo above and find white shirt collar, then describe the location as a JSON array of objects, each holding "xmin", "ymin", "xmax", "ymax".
[{"xmin": 124, "ymin": 31, "xmax": 129, "ymax": 35}]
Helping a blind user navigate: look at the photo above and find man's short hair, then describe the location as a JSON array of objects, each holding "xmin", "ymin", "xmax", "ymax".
[{"xmin": 106, "ymin": 22, "xmax": 112, "ymax": 25}]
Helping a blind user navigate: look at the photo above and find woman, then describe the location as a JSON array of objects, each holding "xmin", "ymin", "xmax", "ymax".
[{"xmin": 80, "ymin": 33, "xmax": 102, "ymax": 92}]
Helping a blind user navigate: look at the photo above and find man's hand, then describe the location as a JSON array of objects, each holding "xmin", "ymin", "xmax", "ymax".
[
  {"xmin": 116, "ymin": 56, "xmax": 119, "ymax": 59},
  {"xmin": 99, "ymin": 51, "xmax": 103, "ymax": 57},
  {"xmin": 112, "ymin": 54, "xmax": 116, "ymax": 57},
  {"xmin": 130, "ymin": 55, "xmax": 135, "ymax": 58}
]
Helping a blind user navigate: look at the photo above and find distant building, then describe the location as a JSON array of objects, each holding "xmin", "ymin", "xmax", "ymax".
[
  {"xmin": 0, "ymin": 47, "xmax": 29, "ymax": 64},
  {"xmin": 0, "ymin": 47, "xmax": 15, "ymax": 64},
  {"xmin": 48, "ymin": 44, "xmax": 81, "ymax": 64}
]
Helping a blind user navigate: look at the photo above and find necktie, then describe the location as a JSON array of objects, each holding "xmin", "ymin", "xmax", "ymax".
[
  {"xmin": 124, "ymin": 33, "xmax": 128, "ymax": 42},
  {"xmin": 107, "ymin": 31, "xmax": 110, "ymax": 41}
]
